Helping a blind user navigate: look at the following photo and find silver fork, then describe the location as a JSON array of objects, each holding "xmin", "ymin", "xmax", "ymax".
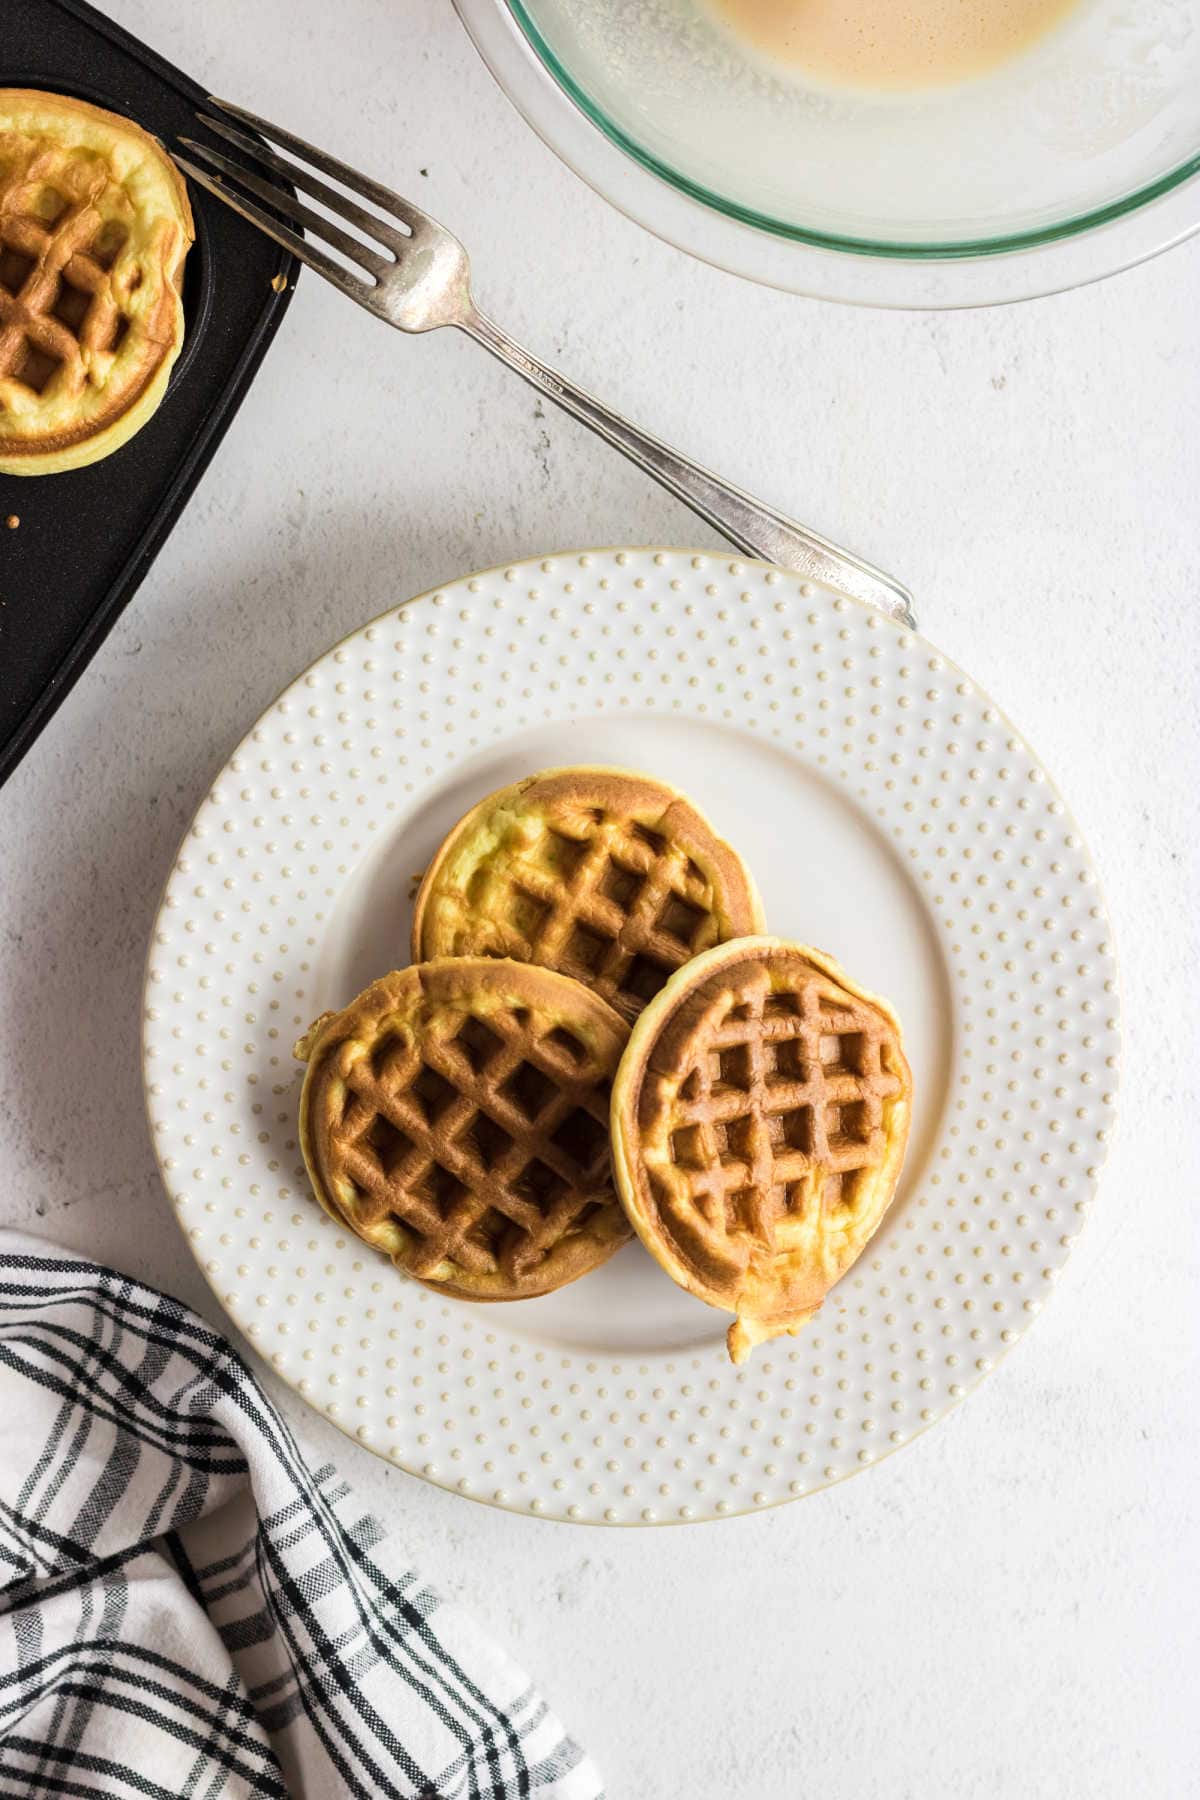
[{"xmin": 176, "ymin": 101, "xmax": 916, "ymax": 628}]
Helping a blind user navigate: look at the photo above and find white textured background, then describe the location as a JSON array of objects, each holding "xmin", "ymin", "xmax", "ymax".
[{"xmin": 3, "ymin": 2, "xmax": 1199, "ymax": 1794}]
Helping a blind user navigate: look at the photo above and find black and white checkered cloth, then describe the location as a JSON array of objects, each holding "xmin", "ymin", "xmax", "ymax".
[{"xmin": 0, "ymin": 1233, "xmax": 602, "ymax": 1799}]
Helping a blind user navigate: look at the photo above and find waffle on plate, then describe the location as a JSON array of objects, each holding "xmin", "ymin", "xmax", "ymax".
[
  {"xmin": 0, "ymin": 88, "xmax": 193, "ymax": 474},
  {"xmin": 295, "ymin": 958, "xmax": 631, "ymax": 1301},
  {"xmin": 412, "ymin": 766, "xmax": 764, "ymax": 1024},
  {"xmin": 611, "ymin": 936, "xmax": 912, "ymax": 1362}
]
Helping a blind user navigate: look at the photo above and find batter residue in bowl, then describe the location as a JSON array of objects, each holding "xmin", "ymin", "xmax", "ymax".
[{"xmin": 710, "ymin": 0, "xmax": 1084, "ymax": 87}]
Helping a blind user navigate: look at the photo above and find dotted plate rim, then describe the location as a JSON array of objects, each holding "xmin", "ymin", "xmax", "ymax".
[{"xmin": 142, "ymin": 547, "xmax": 1121, "ymax": 1525}]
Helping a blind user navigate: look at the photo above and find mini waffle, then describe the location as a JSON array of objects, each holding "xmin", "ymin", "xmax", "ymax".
[
  {"xmin": 295, "ymin": 959, "xmax": 631, "ymax": 1300},
  {"xmin": 0, "ymin": 89, "xmax": 193, "ymax": 475},
  {"xmin": 411, "ymin": 767, "xmax": 764, "ymax": 1024},
  {"xmin": 611, "ymin": 936, "xmax": 912, "ymax": 1362}
]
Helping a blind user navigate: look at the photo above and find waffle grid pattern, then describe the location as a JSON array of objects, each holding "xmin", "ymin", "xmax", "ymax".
[
  {"xmin": 329, "ymin": 1000, "xmax": 619, "ymax": 1286},
  {"xmin": 0, "ymin": 144, "xmax": 136, "ymax": 408},
  {"xmin": 478, "ymin": 813, "xmax": 717, "ymax": 1018},
  {"xmin": 649, "ymin": 966, "xmax": 904, "ymax": 1255}
]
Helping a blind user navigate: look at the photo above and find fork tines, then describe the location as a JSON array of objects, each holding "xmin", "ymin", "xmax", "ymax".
[{"xmin": 174, "ymin": 97, "xmax": 423, "ymax": 306}]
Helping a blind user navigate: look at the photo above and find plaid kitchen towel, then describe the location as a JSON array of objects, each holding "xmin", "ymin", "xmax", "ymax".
[{"xmin": 0, "ymin": 1233, "xmax": 602, "ymax": 1800}]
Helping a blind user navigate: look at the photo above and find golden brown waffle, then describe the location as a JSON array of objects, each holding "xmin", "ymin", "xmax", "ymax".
[
  {"xmin": 0, "ymin": 90, "xmax": 193, "ymax": 475},
  {"xmin": 412, "ymin": 767, "xmax": 764, "ymax": 1024},
  {"xmin": 295, "ymin": 958, "xmax": 631, "ymax": 1300},
  {"xmin": 611, "ymin": 936, "xmax": 912, "ymax": 1362}
]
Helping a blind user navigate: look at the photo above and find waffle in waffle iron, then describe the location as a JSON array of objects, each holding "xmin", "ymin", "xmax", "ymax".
[{"xmin": 0, "ymin": 89, "xmax": 192, "ymax": 474}]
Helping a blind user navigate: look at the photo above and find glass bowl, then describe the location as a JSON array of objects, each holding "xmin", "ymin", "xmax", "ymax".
[{"xmin": 453, "ymin": 0, "xmax": 1200, "ymax": 305}]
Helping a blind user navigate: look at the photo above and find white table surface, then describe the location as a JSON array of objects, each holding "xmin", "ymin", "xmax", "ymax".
[{"xmin": 3, "ymin": 4, "xmax": 1199, "ymax": 1794}]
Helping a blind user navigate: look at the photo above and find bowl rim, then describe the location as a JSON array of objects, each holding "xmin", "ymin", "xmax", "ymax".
[
  {"xmin": 456, "ymin": 0, "xmax": 1200, "ymax": 305},
  {"xmin": 505, "ymin": 0, "xmax": 1200, "ymax": 260}
]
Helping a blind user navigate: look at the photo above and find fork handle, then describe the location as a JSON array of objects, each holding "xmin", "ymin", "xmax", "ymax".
[{"xmin": 460, "ymin": 308, "xmax": 916, "ymax": 628}]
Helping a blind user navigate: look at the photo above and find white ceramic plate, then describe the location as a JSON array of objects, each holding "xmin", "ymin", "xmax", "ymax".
[{"xmin": 143, "ymin": 549, "xmax": 1120, "ymax": 1524}]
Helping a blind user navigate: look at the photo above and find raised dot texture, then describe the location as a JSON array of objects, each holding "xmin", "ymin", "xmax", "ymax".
[{"xmin": 144, "ymin": 549, "xmax": 1119, "ymax": 1526}]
